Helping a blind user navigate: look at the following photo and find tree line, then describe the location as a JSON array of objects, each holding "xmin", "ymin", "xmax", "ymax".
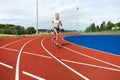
[
  {"xmin": 0, "ymin": 24, "xmax": 67, "ymax": 35},
  {"xmin": 0, "ymin": 24, "xmax": 36, "ymax": 35},
  {"xmin": 85, "ymin": 21, "xmax": 120, "ymax": 32}
]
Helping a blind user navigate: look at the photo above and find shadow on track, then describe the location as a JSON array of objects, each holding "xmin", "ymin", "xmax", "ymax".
[
  {"xmin": 61, "ymin": 43, "xmax": 71, "ymax": 46},
  {"xmin": 57, "ymin": 42, "xmax": 71, "ymax": 49}
]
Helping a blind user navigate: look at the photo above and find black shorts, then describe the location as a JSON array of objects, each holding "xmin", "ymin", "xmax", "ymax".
[{"xmin": 53, "ymin": 28, "xmax": 60, "ymax": 33}]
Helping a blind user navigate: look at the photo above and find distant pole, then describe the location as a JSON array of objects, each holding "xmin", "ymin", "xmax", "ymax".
[
  {"xmin": 36, "ymin": 0, "xmax": 38, "ymax": 34},
  {"xmin": 90, "ymin": 19, "xmax": 92, "ymax": 32},
  {"xmin": 76, "ymin": 7, "xmax": 79, "ymax": 31}
]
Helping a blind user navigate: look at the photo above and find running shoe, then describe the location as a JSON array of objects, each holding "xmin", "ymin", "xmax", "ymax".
[
  {"xmin": 52, "ymin": 38, "xmax": 54, "ymax": 43},
  {"xmin": 56, "ymin": 43, "xmax": 59, "ymax": 46}
]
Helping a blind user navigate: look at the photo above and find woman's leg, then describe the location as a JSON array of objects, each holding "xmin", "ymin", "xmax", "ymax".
[
  {"xmin": 52, "ymin": 29, "xmax": 57, "ymax": 43},
  {"xmin": 54, "ymin": 32, "xmax": 59, "ymax": 46},
  {"xmin": 55, "ymin": 32, "xmax": 59, "ymax": 43},
  {"xmin": 52, "ymin": 28, "xmax": 59, "ymax": 46}
]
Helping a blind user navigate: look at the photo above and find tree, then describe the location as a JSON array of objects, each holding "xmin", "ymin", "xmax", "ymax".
[
  {"xmin": 90, "ymin": 23, "xmax": 96, "ymax": 32},
  {"xmin": 26, "ymin": 27, "xmax": 36, "ymax": 34},
  {"xmin": 16, "ymin": 26, "xmax": 25, "ymax": 35},
  {"xmin": 85, "ymin": 23, "xmax": 96, "ymax": 32},
  {"xmin": 85, "ymin": 21, "xmax": 120, "ymax": 32},
  {"xmin": 60, "ymin": 29, "xmax": 65, "ymax": 32},
  {"xmin": 38, "ymin": 29, "xmax": 47, "ymax": 32},
  {"xmin": 85, "ymin": 27, "xmax": 90, "ymax": 32},
  {"xmin": 0, "ymin": 24, "xmax": 25, "ymax": 34},
  {"xmin": 96, "ymin": 25, "xmax": 100, "ymax": 31},
  {"xmin": 116, "ymin": 22, "xmax": 120, "ymax": 30},
  {"xmin": 100, "ymin": 21, "xmax": 106, "ymax": 31},
  {"xmin": 0, "ymin": 24, "xmax": 6, "ymax": 33},
  {"xmin": 106, "ymin": 21, "xmax": 114, "ymax": 30}
]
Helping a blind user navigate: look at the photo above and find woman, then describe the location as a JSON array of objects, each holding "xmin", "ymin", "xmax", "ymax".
[{"xmin": 52, "ymin": 13, "xmax": 62, "ymax": 46}]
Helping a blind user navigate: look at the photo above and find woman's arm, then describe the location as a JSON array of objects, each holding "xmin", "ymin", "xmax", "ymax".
[{"xmin": 60, "ymin": 21, "xmax": 62, "ymax": 26}]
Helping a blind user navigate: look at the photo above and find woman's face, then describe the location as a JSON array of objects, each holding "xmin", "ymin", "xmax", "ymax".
[{"xmin": 55, "ymin": 14, "xmax": 59, "ymax": 20}]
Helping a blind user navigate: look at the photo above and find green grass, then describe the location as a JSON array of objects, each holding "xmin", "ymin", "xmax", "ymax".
[
  {"xmin": 0, "ymin": 32, "xmax": 77, "ymax": 38},
  {"xmin": 0, "ymin": 32, "xmax": 54, "ymax": 38},
  {"xmin": 83, "ymin": 31, "xmax": 120, "ymax": 35},
  {"xmin": 1, "ymin": 31, "xmax": 120, "ymax": 39},
  {"xmin": 0, "ymin": 34, "xmax": 17, "ymax": 38}
]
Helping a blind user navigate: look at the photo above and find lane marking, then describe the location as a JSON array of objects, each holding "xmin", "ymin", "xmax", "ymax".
[
  {"xmin": 0, "ymin": 62, "xmax": 13, "ymax": 69},
  {"xmin": 62, "ymin": 59, "xmax": 120, "ymax": 72},
  {"xmin": 3, "ymin": 47, "xmax": 19, "ymax": 52},
  {"xmin": 22, "ymin": 71, "xmax": 45, "ymax": 80},
  {"xmin": 2, "ymin": 47, "xmax": 52, "ymax": 59},
  {"xmin": 59, "ymin": 44, "xmax": 120, "ymax": 69},
  {"xmin": 15, "ymin": 38, "xmax": 36, "ymax": 80},
  {"xmin": 0, "ymin": 38, "xmax": 28, "ymax": 49},
  {"xmin": 23, "ymin": 51, "xmax": 52, "ymax": 59},
  {"xmin": 41, "ymin": 38, "xmax": 89, "ymax": 80}
]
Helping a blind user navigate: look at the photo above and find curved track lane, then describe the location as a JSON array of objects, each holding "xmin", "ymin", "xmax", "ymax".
[{"xmin": 0, "ymin": 35, "xmax": 120, "ymax": 80}]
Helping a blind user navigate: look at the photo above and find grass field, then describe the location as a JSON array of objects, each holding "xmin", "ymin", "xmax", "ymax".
[
  {"xmin": 0, "ymin": 34, "xmax": 17, "ymax": 38},
  {"xmin": 0, "ymin": 33, "xmax": 54, "ymax": 38},
  {"xmin": 0, "ymin": 31, "xmax": 77, "ymax": 38},
  {"xmin": 83, "ymin": 31, "xmax": 120, "ymax": 35},
  {"xmin": 0, "ymin": 31, "xmax": 120, "ymax": 38}
]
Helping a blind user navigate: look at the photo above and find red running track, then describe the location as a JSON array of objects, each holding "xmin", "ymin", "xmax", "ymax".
[{"xmin": 0, "ymin": 35, "xmax": 120, "ymax": 80}]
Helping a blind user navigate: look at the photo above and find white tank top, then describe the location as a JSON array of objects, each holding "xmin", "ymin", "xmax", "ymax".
[{"xmin": 53, "ymin": 20, "xmax": 60, "ymax": 27}]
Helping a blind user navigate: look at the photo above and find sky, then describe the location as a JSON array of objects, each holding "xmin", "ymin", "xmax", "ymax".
[{"xmin": 0, "ymin": 0, "xmax": 120, "ymax": 30}]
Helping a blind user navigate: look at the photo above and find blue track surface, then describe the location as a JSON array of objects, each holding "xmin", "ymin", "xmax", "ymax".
[{"xmin": 64, "ymin": 35, "xmax": 120, "ymax": 56}]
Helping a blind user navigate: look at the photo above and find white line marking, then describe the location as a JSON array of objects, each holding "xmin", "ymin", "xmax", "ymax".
[
  {"xmin": 59, "ymin": 44, "xmax": 120, "ymax": 69},
  {"xmin": 22, "ymin": 71, "xmax": 45, "ymax": 80},
  {"xmin": 23, "ymin": 51, "xmax": 52, "ymax": 59},
  {"xmin": 15, "ymin": 38, "xmax": 36, "ymax": 80},
  {"xmin": 41, "ymin": 38, "xmax": 89, "ymax": 80},
  {"xmin": 2, "ymin": 47, "xmax": 52, "ymax": 59},
  {"xmin": 3, "ymin": 47, "xmax": 19, "ymax": 52},
  {"xmin": 0, "ymin": 38, "xmax": 28, "ymax": 49},
  {"xmin": 0, "ymin": 62, "xmax": 13, "ymax": 69},
  {"xmin": 62, "ymin": 59, "xmax": 120, "ymax": 72}
]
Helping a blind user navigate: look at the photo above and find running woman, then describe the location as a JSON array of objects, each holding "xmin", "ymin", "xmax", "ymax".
[{"xmin": 52, "ymin": 13, "xmax": 62, "ymax": 46}]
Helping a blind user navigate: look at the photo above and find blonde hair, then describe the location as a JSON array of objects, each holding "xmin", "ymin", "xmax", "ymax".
[{"xmin": 55, "ymin": 13, "xmax": 59, "ymax": 17}]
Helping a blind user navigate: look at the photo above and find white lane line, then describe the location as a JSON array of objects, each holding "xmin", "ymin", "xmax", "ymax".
[
  {"xmin": 2, "ymin": 47, "xmax": 52, "ymax": 59},
  {"xmin": 15, "ymin": 38, "xmax": 36, "ymax": 80},
  {"xmin": 0, "ymin": 38, "xmax": 28, "ymax": 49},
  {"xmin": 62, "ymin": 59, "xmax": 120, "ymax": 72},
  {"xmin": 22, "ymin": 71, "xmax": 45, "ymax": 80},
  {"xmin": 3, "ymin": 47, "xmax": 19, "ymax": 52},
  {"xmin": 0, "ymin": 62, "xmax": 13, "ymax": 69},
  {"xmin": 41, "ymin": 38, "xmax": 89, "ymax": 80},
  {"xmin": 23, "ymin": 51, "xmax": 52, "ymax": 59},
  {"xmin": 59, "ymin": 44, "xmax": 120, "ymax": 69}
]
